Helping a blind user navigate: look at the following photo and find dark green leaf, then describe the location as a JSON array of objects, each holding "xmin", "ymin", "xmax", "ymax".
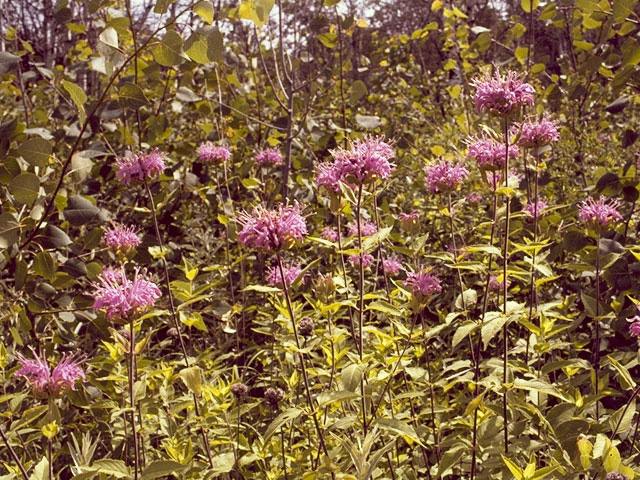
[
  {"xmin": 0, "ymin": 52, "xmax": 20, "ymax": 75},
  {"xmin": 9, "ymin": 172, "xmax": 40, "ymax": 205},
  {"xmin": 63, "ymin": 196, "xmax": 100, "ymax": 226}
]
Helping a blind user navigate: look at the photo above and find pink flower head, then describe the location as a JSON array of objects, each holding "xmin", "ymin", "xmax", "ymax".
[
  {"xmin": 347, "ymin": 219, "xmax": 378, "ymax": 237},
  {"xmin": 237, "ymin": 204, "xmax": 307, "ymax": 253},
  {"xmin": 115, "ymin": 149, "xmax": 166, "ymax": 185},
  {"xmin": 489, "ymin": 274, "xmax": 510, "ymax": 291},
  {"xmin": 472, "ymin": 69, "xmax": 535, "ymax": 116},
  {"xmin": 315, "ymin": 161, "xmax": 345, "ymax": 193},
  {"xmin": 404, "ymin": 269, "xmax": 442, "ymax": 302},
  {"xmin": 255, "ymin": 147, "xmax": 283, "ymax": 166},
  {"xmin": 349, "ymin": 253, "xmax": 374, "ymax": 268},
  {"xmin": 578, "ymin": 196, "xmax": 622, "ymax": 231},
  {"xmin": 424, "ymin": 160, "xmax": 469, "ymax": 194},
  {"xmin": 15, "ymin": 349, "xmax": 86, "ymax": 398},
  {"xmin": 514, "ymin": 116, "xmax": 559, "ymax": 149},
  {"xmin": 103, "ymin": 224, "xmax": 141, "ymax": 252},
  {"xmin": 523, "ymin": 198, "xmax": 548, "ymax": 220},
  {"xmin": 383, "ymin": 256, "xmax": 403, "ymax": 276},
  {"xmin": 267, "ymin": 263, "xmax": 305, "ymax": 288},
  {"xmin": 628, "ymin": 306, "xmax": 640, "ymax": 337},
  {"xmin": 321, "ymin": 227, "xmax": 338, "ymax": 242},
  {"xmin": 92, "ymin": 267, "xmax": 161, "ymax": 322},
  {"xmin": 331, "ymin": 135, "xmax": 395, "ymax": 184},
  {"xmin": 467, "ymin": 136, "xmax": 520, "ymax": 171},
  {"xmin": 197, "ymin": 142, "xmax": 231, "ymax": 164},
  {"xmin": 467, "ymin": 193, "xmax": 483, "ymax": 204},
  {"xmin": 101, "ymin": 267, "xmax": 121, "ymax": 283}
]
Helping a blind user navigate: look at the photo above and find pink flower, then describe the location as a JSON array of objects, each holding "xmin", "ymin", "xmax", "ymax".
[
  {"xmin": 514, "ymin": 116, "xmax": 559, "ymax": 148},
  {"xmin": 383, "ymin": 256, "xmax": 403, "ymax": 276},
  {"xmin": 628, "ymin": 306, "xmax": 640, "ymax": 337},
  {"xmin": 489, "ymin": 274, "xmax": 510, "ymax": 291},
  {"xmin": 103, "ymin": 224, "xmax": 141, "ymax": 252},
  {"xmin": 424, "ymin": 160, "xmax": 469, "ymax": 193},
  {"xmin": 315, "ymin": 162, "xmax": 344, "ymax": 192},
  {"xmin": 15, "ymin": 349, "xmax": 86, "ymax": 398},
  {"xmin": 472, "ymin": 69, "xmax": 535, "ymax": 116},
  {"xmin": 404, "ymin": 269, "xmax": 442, "ymax": 301},
  {"xmin": 331, "ymin": 135, "xmax": 395, "ymax": 184},
  {"xmin": 92, "ymin": 267, "xmax": 161, "ymax": 322},
  {"xmin": 197, "ymin": 142, "xmax": 231, "ymax": 164},
  {"xmin": 347, "ymin": 220, "xmax": 378, "ymax": 237},
  {"xmin": 467, "ymin": 193, "xmax": 483, "ymax": 204},
  {"xmin": 237, "ymin": 204, "xmax": 307, "ymax": 253},
  {"xmin": 523, "ymin": 198, "xmax": 548, "ymax": 220},
  {"xmin": 398, "ymin": 210, "xmax": 420, "ymax": 233},
  {"xmin": 267, "ymin": 263, "xmax": 305, "ymax": 288},
  {"xmin": 115, "ymin": 149, "xmax": 166, "ymax": 184},
  {"xmin": 578, "ymin": 196, "xmax": 622, "ymax": 230},
  {"xmin": 255, "ymin": 147, "xmax": 283, "ymax": 166},
  {"xmin": 101, "ymin": 267, "xmax": 121, "ymax": 283},
  {"xmin": 321, "ymin": 227, "xmax": 338, "ymax": 242},
  {"xmin": 467, "ymin": 136, "xmax": 520, "ymax": 171},
  {"xmin": 348, "ymin": 253, "xmax": 374, "ymax": 268}
]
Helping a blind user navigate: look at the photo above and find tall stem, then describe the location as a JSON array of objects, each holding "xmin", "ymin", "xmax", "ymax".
[
  {"xmin": 128, "ymin": 319, "xmax": 140, "ymax": 480},
  {"xmin": 142, "ymin": 179, "xmax": 214, "ymax": 467},
  {"xmin": 276, "ymin": 254, "xmax": 333, "ymax": 471},
  {"xmin": 501, "ymin": 117, "xmax": 511, "ymax": 454},
  {"xmin": 355, "ymin": 184, "xmax": 368, "ymax": 435},
  {"xmin": 526, "ymin": 151, "xmax": 540, "ymax": 366},
  {"xmin": 0, "ymin": 424, "xmax": 29, "ymax": 480},
  {"xmin": 595, "ymin": 232, "xmax": 601, "ymax": 422}
]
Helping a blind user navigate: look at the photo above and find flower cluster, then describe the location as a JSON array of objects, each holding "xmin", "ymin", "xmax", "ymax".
[
  {"xmin": 348, "ymin": 253, "xmax": 374, "ymax": 268},
  {"xmin": 523, "ymin": 198, "xmax": 548, "ymax": 220},
  {"xmin": 578, "ymin": 196, "xmax": 622, "ymax": 231},
  {"xmin": 467, "ymin": 136, "xmax": 520, "ymax": 171},
  {"xmin": 197, "ymin": 142, "xmax": 231, "ymax": 164},
  {"xmin": 472, "ymin": 69, "xmax": 535, "ymax": 116},
  {"xmin": 255, "ymin": 147, "xmax": 283, "ymax": 166},
  {"xmin": 237, "ymin": 204, "xmax": 307, "ymax": 253},
  {"xmin": 515, "ymin": 116, "xmax": 559, "ymax": 148},
  {"xmin": 489, "ymin": 274, "xmax": 510, "ymax": 291},
  {"xmin": 264, "ymin": 387, "xmax": 285, "ymax": 406},
  {"xmin": 424, "ymin": 160, "xmax": 469, "ymax": 194},
  {"xmin": 115, "ymin": 149, "xmax": 166, "ymax": 185},
  {"xmin": 347, "ymin": 219, "xmax": 378, "ymax": 237},
  {"xmin": 466, "ymin": 193, "xmax": 483, "ymax": 204},
  {"xmin": 383, "ymin": 256, "xmax": 403, "ymax": 276},
  {"xmin": 404, "ymin": 269, "xmax": 442, "ymax": 302},
  {"xmin": 321, "ymin": 226, "xmax": 338, "ymax": 242},
  {"xmin": 103, "ymin": 224, "xmax": 141, "ymax": 253},
  {"xmin": 267, "ymin": 263, "xmax": 305, "ymax": 288},
  {"xmin": 92, "ymin": 267, "xmax": 161, "ymax": 322},
  {"xmin": 15, "ymin": 349, "xmax": 86, "ymax": 398},
  {"xmin": 316, "ymin": 136, "xmax": 395, "ymax": 189}
]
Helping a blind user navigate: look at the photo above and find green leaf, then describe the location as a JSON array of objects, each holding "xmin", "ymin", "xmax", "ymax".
[
  {"xmin": 41, "ymin": 225, "xmax": 72, "ymax": 248},
  {"xmin": 324, "ymin": 0, "xmax": 341, "ymax": 5},
  {"xmin": 606, "ymin": 355, "xmax": 636, "ymax": 390},
  {"xmin": 376, "ymin": 418, "xmax": 424, "ymax": 446},
  {"xmin": 193, "ymin": 0, "xmax": 214, "ymax": 24},
  {"xmin": 92, "ymin": 459, "xmax": 131, "ymax": 478},
  {"xmin": 350, "ymin": 80, "xmax": 368, "ymax": 104},
  {"xmin": 99, "ymin": 26, "xmax": 118, "ymax": 49},
  {"xmin": 152, "ymin": 30, "xmax": 186, "ymax": 67},
  {"xmin": 455, "ymin": 289, "xmax": 477, "ymax": 310},
  {"xmin": 141, "ymin": 460, "xmax": 187, "ymax": 480},
  {"xmin": 341, "ymin": 364, "xmax": 363, "ymax": 392},
  {"xmin": 317, "ymin": 32, "xmax": 338, "ymax": 48},
  {"xmin": 608, "ymin": 400, "xmax": 636, "ymax": 436},
  {"xmin": 63, "ymin": 196, "xmax": 100, "ymax": 226},
  {"xmin": 33, "ymin": 252, "xmax": 57, "ymax": 280},
  {"xmin": 355, "ymin": 114, "xmax": 382, "ymax": 129},
  {"xmin": 238, "ymin": 0, "xmax": 275, "ymax": 27},
  {"xmin": 154, "ymin": 0, "xmax": 176, "ymax": 14},
  {"xmin": 501, "ymin": 455, "xmax": 523, "ymax": 480},
  {"xmin": 481, "ymin": 314, "xmax": 508, "ymax": 350},
  {"xmin": 362, "ymin": 226, "xmax": 392, "ymax": 251},
  {"xmin": 0, "ymin": 52, "xmax": 20, "ymax": 75},
  {"xmin": 242, "ymin": 284, "xmax": 281, "ymax": 293},
  {"xmin": 184, "ymin": 27, "xmax": 223, "ymax": 64},
  {"xmin": 17, "ymin": 138, "xmax": 52, "ymax": 167},
  {"xmin": 452, "ymin": 321, "xmax": 478, "ymax": 349},
  {"xmin": 179, "ymin": 366, "xmax": 202, "ymax": 396},
  {"xmin": 521, "ymin": 0, "xmax": 539, "ymax": 12},
  {"xmin": 0, "ymin": 212, "xmax": 20, "ymax": 248},
  {"xmin": 10, "ymin": 172, "xmax": 39, "ymax": 205},
  {"xmin": 366, "ymin": 301, "xmax": 402, "ymax": 317},
  {"xmin": 29, "ymin": 456, "xmax": 49, "ymax": 480},
  {"xmin": 264, "ymin": 408, "xmax": 302, "ymax": 441},
  {"xmin": 119, "ymin": 82, "xmax": 150, "ymax": 109},
  {"xmin": 603, "ymin": 445, "xmax": 621, "ymax": 473},
  {"xmin": 62, "ymin": 80, "xmax": 87, "ymax": 120},
  {"xmin": 613, "ymin": 0, "xmax": 637, "ymax": 22},
  {"xmin": 317, "ymin": 390, "xmax": 359, "ymax": 406},
  {"xmin": 70, "ymin": 152, "xmax": 93, "ymax": 183},
  {"xmin": 512, "ymin": 378, "xmax": 570, "ymax": 402}
]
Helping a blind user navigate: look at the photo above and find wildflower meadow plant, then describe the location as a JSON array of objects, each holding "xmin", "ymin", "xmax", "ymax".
[
  {"xmin": 424, "ymin": 160, "xmax": 469, "ymax": 193},
  {"xmin": 15, "ymin": 349, "xmax": 86, "ymax": 398},
  {"xmin": 197, "ymin": 142, "xmax": 231, "ymax": 164},
  {"xmin": 404, "ymin": 269, "xmax": 442, "ymax": 304},
  {"xmin": 103, "ymin": 223, "xmax": 141, "ymax": 253},
  {"xmin": 472, "ymin": 69, "xmax": 535, "ymax": 116},
  {"xmin": 467, "ymin": 136, "xmax": 520, "ymax": 172},
  {"xmin": 579, "ymin": 196, "xmax": 623, "ymax": 231},
  {"xmin": 267, "ymin": 262, "xmax": 305, "ymax": 288},
  {"xmin": 237, "ymin": 204, "xmax": 307, "ymax": 253},
  {"xmin": 255, "ymin": 147, "xmax": 283, "ymax": 166},
  {"xmin": 115, "ymin": 149, "xmax": 166, "ymax": 184},
  {"xmin": 515, "ymin": 116, "xmax": 560, "ymax": 148}
]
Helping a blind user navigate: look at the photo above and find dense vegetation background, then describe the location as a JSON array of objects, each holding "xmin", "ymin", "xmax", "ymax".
[{"xmin": 2, "ymin": 0, "xmax": 640, "ymax": 478}]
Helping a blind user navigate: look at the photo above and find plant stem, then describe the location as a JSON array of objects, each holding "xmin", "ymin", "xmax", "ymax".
[
  {"xmin": 0, "ymin": 423, "xmax": 29, "ymax": 480},
  {"xmin": 595, "ymin": 232, "xmax": 601, "ymax": 422},
  {"xmin": 525, "ymin": 150, "xmax": 541, "ymax": 365},
  {"xmin": 355, "ymin": 184, "xmax": 368, "ymax": 435},
  {"xmin": 276, "ymin": 254, "xmax": 333, "ymax": 470},
  {"xmin": 501, "ymin": 116, "xmax": 511, "ymax": 454},
  {"xmin": 142, "ymin": 178, "xmax": 214, "ymax": 466},
  {"xmin": 128, "ymin": 319, "xmax": 140, "ymax": 480}
]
